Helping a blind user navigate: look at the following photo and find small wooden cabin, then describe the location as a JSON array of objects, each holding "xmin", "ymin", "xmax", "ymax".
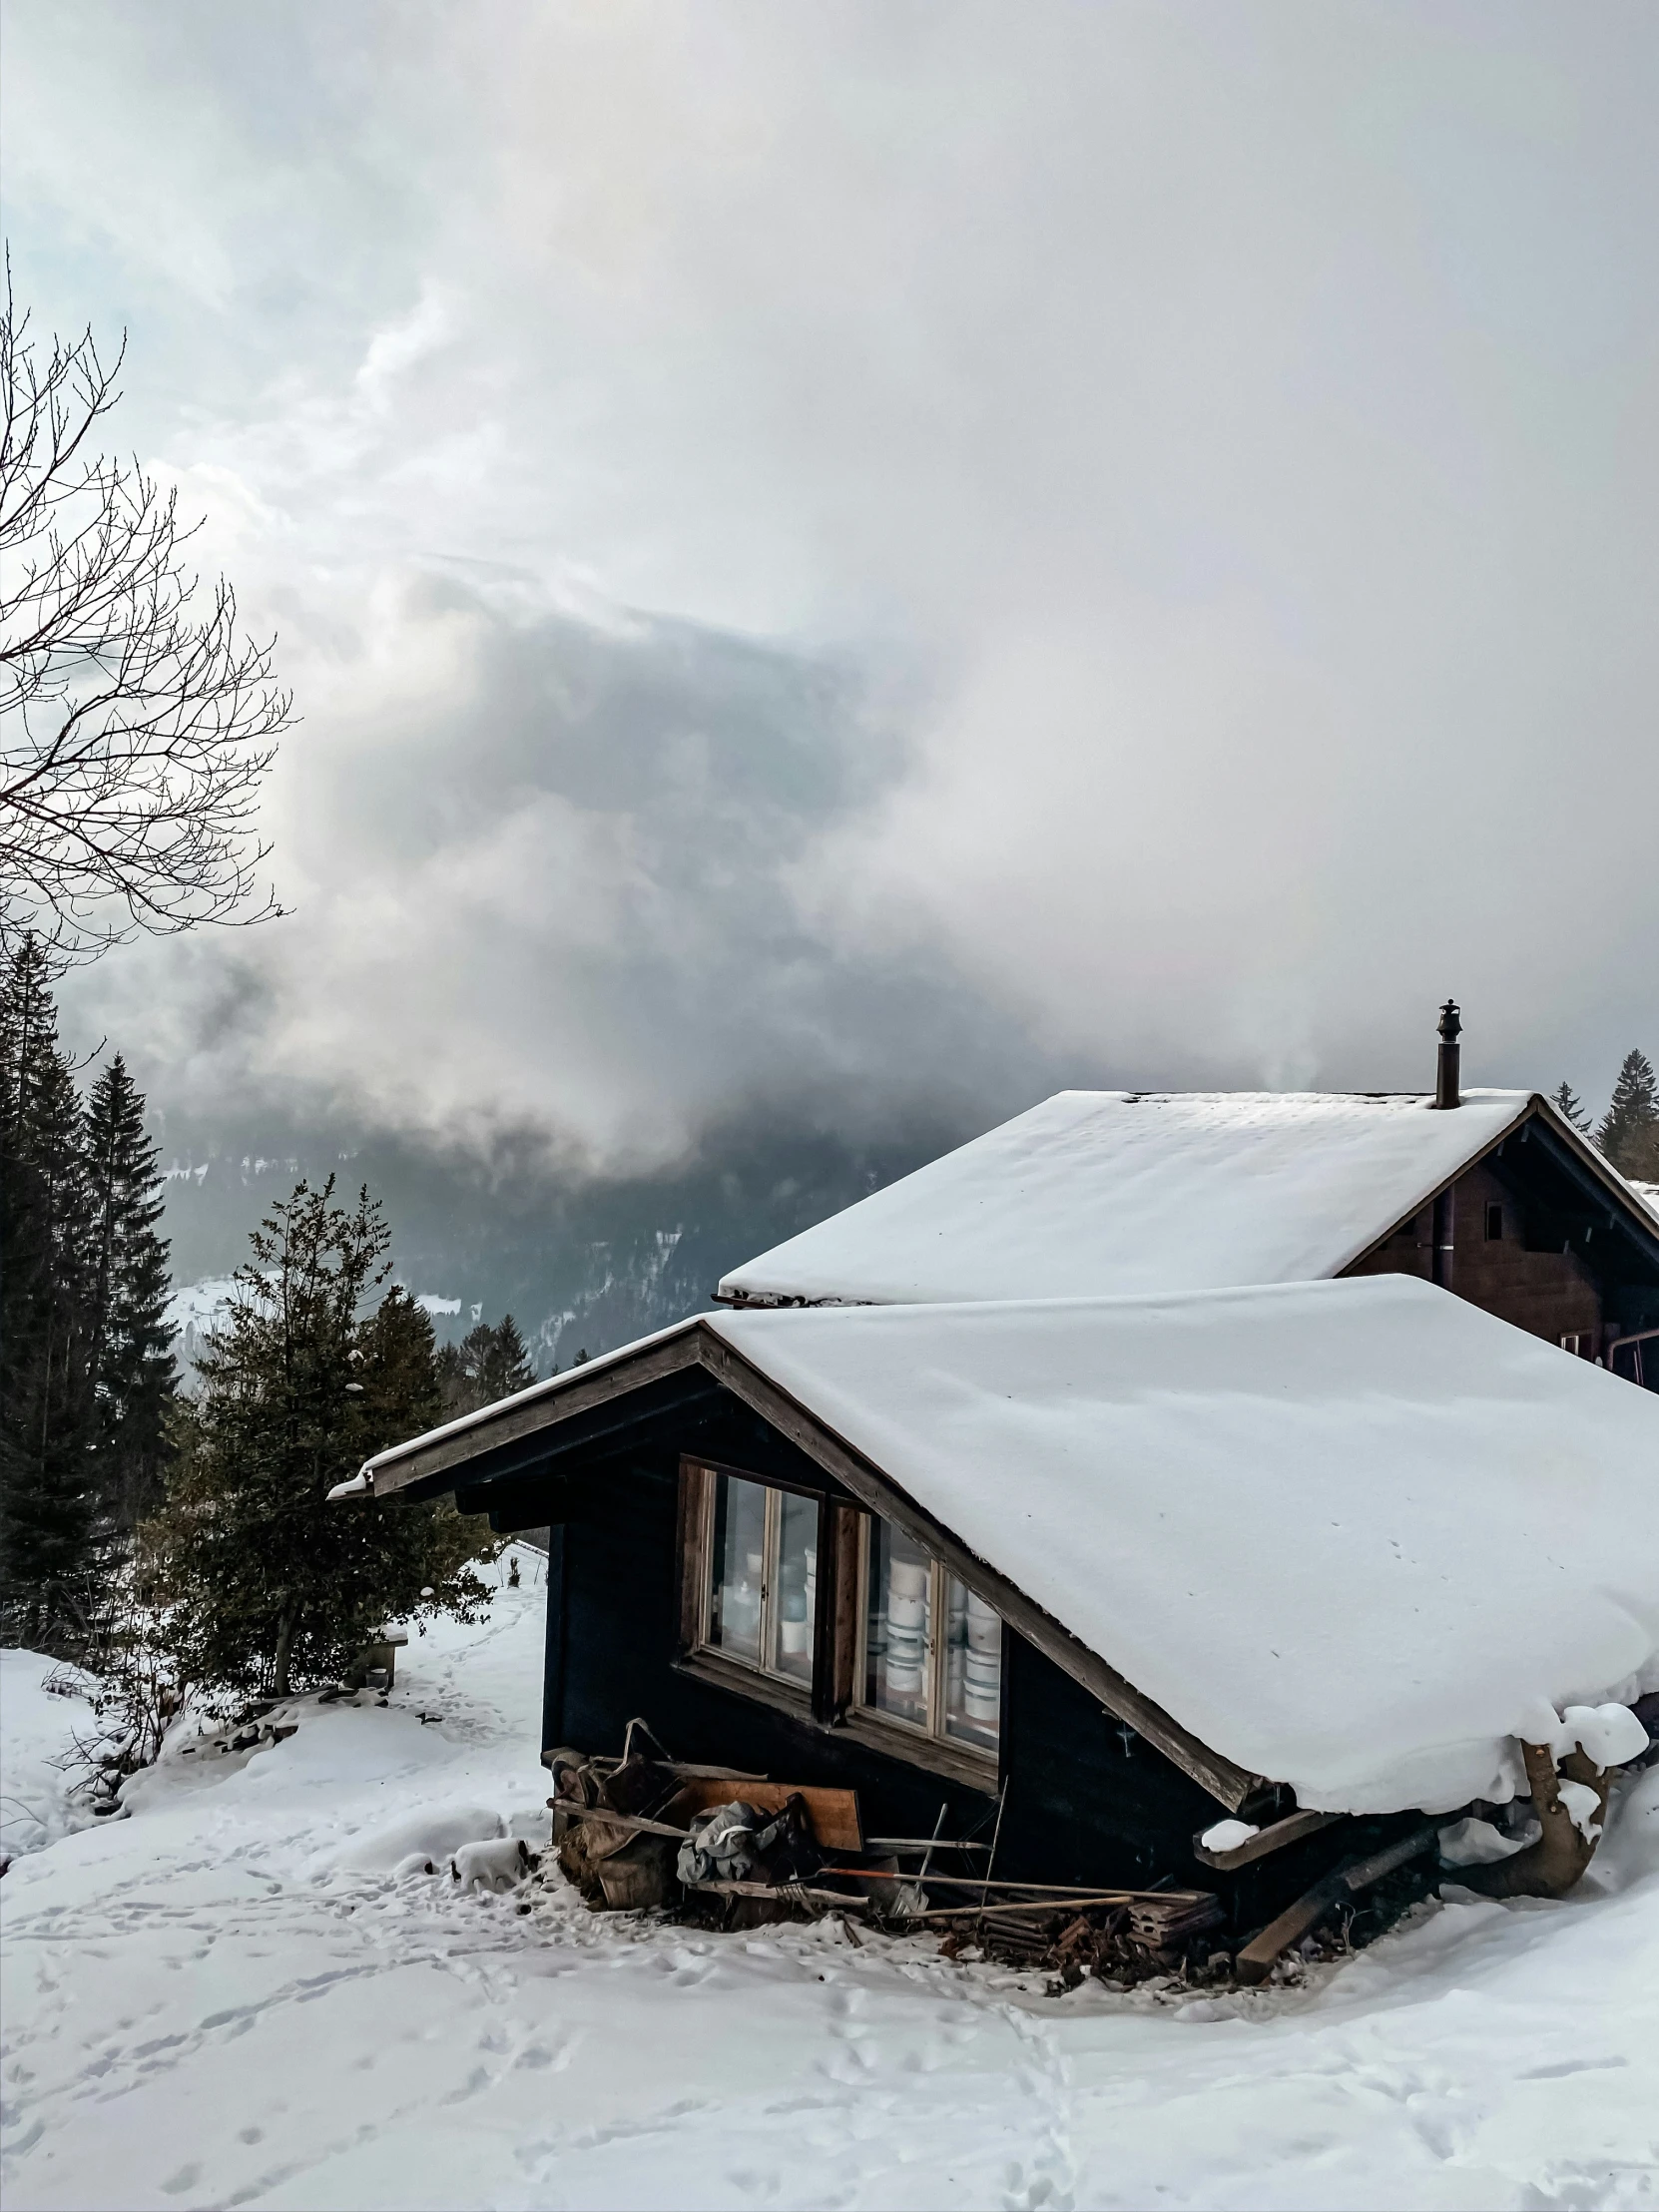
[{"xmin": 355, "ymin": 1275, "xmax": 1659, "ymax": 1933}]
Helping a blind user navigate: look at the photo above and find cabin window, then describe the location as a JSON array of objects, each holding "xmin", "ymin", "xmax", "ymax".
[
  {"xmin": 857, "ymin": 1515, "xmax": 1002, "ymax": 1755},
  {"xmin": 698, "ymin": 1469, "xmax": 819, "ymax": 1688},
  {"xmin": 1484, "ymin": 1202, "xmax": 1503, "ymax": 1242}
]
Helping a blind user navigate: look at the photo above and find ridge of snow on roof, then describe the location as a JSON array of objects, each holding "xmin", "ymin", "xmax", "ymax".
[
  {"xmin": 719, "ymin": 1088, "xmax": 1533, "ymax": 1307},
  {"xmin": 711, "ymin": 1278, "xmax": 1659, "ymax": 1817}
]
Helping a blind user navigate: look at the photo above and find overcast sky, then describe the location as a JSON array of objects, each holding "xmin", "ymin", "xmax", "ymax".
[{"xmin": 6, "ymin": 1, "xmax": 1656, "ymax": 1171}]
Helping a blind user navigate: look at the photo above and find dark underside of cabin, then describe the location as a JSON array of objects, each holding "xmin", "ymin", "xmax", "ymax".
[{"xmin": 397, "ymin": 1364, "xmax": 1424, "ymax": 1936}]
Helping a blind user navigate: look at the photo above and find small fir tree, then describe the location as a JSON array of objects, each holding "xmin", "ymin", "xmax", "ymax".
[
  {"xmin": 149, "ymin": 1178, "xmax": 493, "ymax": 1700},
  {"xmin": 0, "ymin": 939, "xmax": 99, "ymax": 1649},
  {"xmin": 83, "ymin": 1054, "xmax": 177, "ymax": 1534},
  {"xmin": 1598, "ymin": 1050, "xmax": 1659, "ymax": 1181},
  {"xmin": 1551, "ymin": 1081, "xmax": 1591, "ymax": 1134}
]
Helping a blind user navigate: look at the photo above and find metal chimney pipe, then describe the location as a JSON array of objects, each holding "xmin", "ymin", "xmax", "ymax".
[{"xmin": 1433, "ymin": 999, "xmax": 1462, "ymax": 1110}]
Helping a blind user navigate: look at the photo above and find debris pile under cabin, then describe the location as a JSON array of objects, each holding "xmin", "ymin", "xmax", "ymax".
[{"xmin": 543, "ymin": 1722, "xmax": 1423, "ymax": 1986}]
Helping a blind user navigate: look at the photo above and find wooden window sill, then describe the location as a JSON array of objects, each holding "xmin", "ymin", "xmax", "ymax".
[
  {"xmin": 836, "ymin": 1709, "xmax": 1000, "ymax": 1796},
  {"xmin": 674, "ymin": 1647, "xmax": 816, "ymax": 1726},
  {"xmin": 673, "ymin": 1654, "xmax": 999, "ymax": 1795}
]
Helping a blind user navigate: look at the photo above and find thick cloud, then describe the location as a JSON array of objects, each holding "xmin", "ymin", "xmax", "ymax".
[{"xmin": 7, "ymin": 0, "xmax": 1656, "ymax": 1168}]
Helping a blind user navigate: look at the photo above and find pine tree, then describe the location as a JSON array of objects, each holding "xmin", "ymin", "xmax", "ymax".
[
  {"xmin": 436, "ymin": 1315, "xmax": 538, "ymax": 1417},
  {"xmin": 1598, "ymin": 1050, "xmax": 1659, "ymax": 1181},
  {"xmin": 150, "ymin": 1178, "xmax": 493, "ymax": 1699},
  {"xmin": 83, "ymin": 1055, "xmax": 177, "ymax": 1535},
  {"xmin": 475, "ymin": 1314, "xmax": 537, "ymax": 1400},
  {"xmin": 0, "ymin": 939, "xmax": 99, "ymax": 1650},
  {"xmin": 1551, "ymin": 1081, "xmax": 1591, "ymax": 1134}
]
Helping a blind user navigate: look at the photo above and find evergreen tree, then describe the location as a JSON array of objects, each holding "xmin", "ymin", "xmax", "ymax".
[
  {"xmin": 83, "ymin": 1055, "xmax": 177, "ymax": 1534},
  {"xmin": 436, "ymin": 1315, "xmax": 538, "ymax": 1418},
  {"xmin": 150, "ymin": 1178, "xmax": 493, "ymax": 1699},
  {"xmin": 1598, "ymin": 1050, "xmax": 1659, "ymax": 1181},
  {"xmin": 1551, "ymin": 1081, "xmax": 1591, "ymax": 1134},
  {"xmin": 0, "ymin": 939, "xmax": 98, "ymax": 1649}
]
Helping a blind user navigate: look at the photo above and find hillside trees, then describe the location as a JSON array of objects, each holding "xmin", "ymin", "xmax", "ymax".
[
  {"xmin": 0, "ymin": 936, "xmax": 99, "ymax": 1645},
  {"xmin": 436, "ymin": 1313, "xmax": 538, "ymax": 1417},
  {"xmin": 84, "ymin": 1053, "xmax": 176, "ymax": 1530},
  {"xmin": 152, "ymin": 1178, "xmax": 493, "ymax": 1699},
  {"xmin": 0, "ymin": 941, "xmax": 177, "ymax": 1647}
]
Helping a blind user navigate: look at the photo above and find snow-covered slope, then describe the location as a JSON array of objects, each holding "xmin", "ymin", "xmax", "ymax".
[
  {"xmin": 720, "ymin": 1088, "xmax": 1534, "ymax": 1306},
  {"xmin": 3, "ymin": 1564, "xmax": 1657, "ymax": 2212}
]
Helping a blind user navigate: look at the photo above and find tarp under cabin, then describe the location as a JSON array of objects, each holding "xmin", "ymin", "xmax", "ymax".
[
  {"xmin": 718, "ymin": 1087, "xmax": 1540, "ymax": 1306},
  {"xmin": 363, "ymin": 1275, "xmax": 1659, "ymax": 1822}
]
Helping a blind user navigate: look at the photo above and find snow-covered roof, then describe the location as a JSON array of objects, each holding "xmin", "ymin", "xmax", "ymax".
[
  {"xmin": 719, "ymin": 1089, "xmax": 1536, "ymax": 1306},
  {"xmin": 363, "ymin": 1273, "xmax": 1659, "ymax": 1819},
  {"xmin": 1634, "ymin": 1180, "xmax": 1659, "ymax": 1225},
  {"xmin": 707, "ymin": 1279, "xmax": 1659, "ymax": 1817}
]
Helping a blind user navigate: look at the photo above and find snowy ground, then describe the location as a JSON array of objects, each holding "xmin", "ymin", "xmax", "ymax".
[{"xmin": 3, "ymin": 1559, "xmax": 1656, "ymax": 2211}]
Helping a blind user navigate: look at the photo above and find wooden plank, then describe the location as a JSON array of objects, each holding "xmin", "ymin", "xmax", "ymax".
[
  {"xmin": 865, "ymin": 1838, "xmax": 989, "ymax": 1855},
  {"xmin": 1235, "ymin": 1823, "xmax": 1438, "ymax": 1985},
  {"xmin": 698, "ymin": 1334, "xmax": 1265, "ymax": 1812},
  {"xmin": 823, "ymin": 1868, "xmax": 1210, "ymax": 1901},
  {"xmin": 917, "ymin": 1896, "xmax": 1131, "ymax": 1923},
  {"xmin": 669, "ymin": 1775, "xmax": 863, "ymax": 1852},
  {"xmin": 1193, "ymin": 1807, "xmax": 1344, "ymax": 1870},
  {"xmin": 686, "ymin": 1879, "xmax": 870, "ymax": 1911},
  {"xmin": 550, "ymin": 1801, "xmax": 690, "ymax": 1842}
]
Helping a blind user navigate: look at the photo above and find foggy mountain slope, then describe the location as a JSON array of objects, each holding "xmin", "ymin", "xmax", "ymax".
[{"xmin": 160, "ymin": 1115, "xmax": 961, "ymax": 1373}]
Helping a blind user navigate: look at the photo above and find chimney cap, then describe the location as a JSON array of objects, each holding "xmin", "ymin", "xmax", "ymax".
[{"xmin": 1437, "ymin": 998, "xmax": 1461, "ymax": 1042}]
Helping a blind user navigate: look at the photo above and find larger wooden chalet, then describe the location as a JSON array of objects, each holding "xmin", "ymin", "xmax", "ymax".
[
  {"xmin": 720, "ymin": 1010, "xmax": 1659, "ymax": 1387},
  {"xmin": 349, "ymin": 1014, "xmax": 1659, "ymax": 1938}
]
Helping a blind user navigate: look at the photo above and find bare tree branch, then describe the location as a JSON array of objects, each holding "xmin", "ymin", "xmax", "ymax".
[{"xmin": 1, "ymin": 263, "xmax": 294, "ymax": 969}]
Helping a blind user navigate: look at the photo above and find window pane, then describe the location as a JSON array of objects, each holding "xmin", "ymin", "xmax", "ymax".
[
  {"xmin": 864, "ymin": 1519, "xmax": 931, "ymax": 1728},
  {"xmin": 708, "ymin": 1473, "xmax": 766, "ymax": 1665},
  {"xmin": 769, "ymin": 1491, "xmax": 819, "ymax": 1683},
  {"xmin": 942, "ymin": 1574, "xmax": 1000, "ymax": 1750}
]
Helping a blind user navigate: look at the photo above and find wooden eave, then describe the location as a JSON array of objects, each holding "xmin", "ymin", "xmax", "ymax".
[
  {"xmin": 361, "ymin": 1319, "xmax": 1267, "ymax": 1813},
  {"xmin": 1342, "ymin": 1092, "xmax": 1659, "ymax": 1280}
]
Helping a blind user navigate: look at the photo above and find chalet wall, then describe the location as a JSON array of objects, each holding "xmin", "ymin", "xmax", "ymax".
[
  {"xmin": 529, "ymin": 1434, "xmax": 1415, "ymax": 1928},
  {"xmin": 1344, "ymin": 1158, "xmax": 1601, "ymax": 1345}
]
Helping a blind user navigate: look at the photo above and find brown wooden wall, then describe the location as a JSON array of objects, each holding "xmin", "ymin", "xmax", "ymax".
[{"xmin": 1344, "ymin": 1158, "xmax": 1602, "ymax": 1346}]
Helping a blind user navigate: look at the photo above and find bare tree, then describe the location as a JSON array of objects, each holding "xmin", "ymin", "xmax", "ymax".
[{"xmin": 1, "ymin": 273, "xmax": 292, "ymax": 967}]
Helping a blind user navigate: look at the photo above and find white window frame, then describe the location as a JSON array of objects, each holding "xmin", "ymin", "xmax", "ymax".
[
  {"xmin": 852, "ymin": 1514, "xmax": 1002, "ymax": 1754},
  {"xmin": 696, "ymin": 1468, "xmax": 819, "ymax": 1690}
]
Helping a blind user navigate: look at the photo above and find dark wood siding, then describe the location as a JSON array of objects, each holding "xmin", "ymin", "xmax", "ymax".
[
  {"xmin": 1345, "ymin": 1158, "xmax": 1601, "ymax": 1345},
  {"xmin": 529, "ymin": 1431, "xmax": 1415, "ymax": 1929}
]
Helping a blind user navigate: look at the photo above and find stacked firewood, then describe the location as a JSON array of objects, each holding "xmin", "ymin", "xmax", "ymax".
[{"xmin": 935, "ymin": 1891, "xmax": 1225, "ymax": 1981}]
